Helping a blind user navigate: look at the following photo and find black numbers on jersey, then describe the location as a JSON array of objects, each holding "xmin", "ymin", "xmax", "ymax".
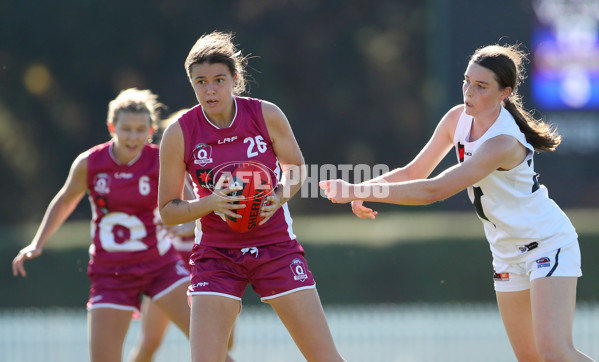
[
  {"xmin": 244, "ymin": 136, "xmax": 267, "ymax": 158},
  {"xmin": 472, "ymin": 186, "xmax": 495, "ymax": 227}
]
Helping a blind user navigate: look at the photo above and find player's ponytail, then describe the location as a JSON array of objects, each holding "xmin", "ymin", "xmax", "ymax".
[{"xmin": 503, "ymin": 96, "xmax": 560, "ymax": 152}]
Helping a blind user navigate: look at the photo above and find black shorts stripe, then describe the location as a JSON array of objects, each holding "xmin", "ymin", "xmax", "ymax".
[{"xmin": 545, "ymin": 248, "xmax": 561, "ymax": 277}]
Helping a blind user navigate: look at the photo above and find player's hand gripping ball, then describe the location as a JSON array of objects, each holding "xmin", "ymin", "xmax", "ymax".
[{"xmin": 225, "ymin": 162, "xmax": 274, "ymax": 233}]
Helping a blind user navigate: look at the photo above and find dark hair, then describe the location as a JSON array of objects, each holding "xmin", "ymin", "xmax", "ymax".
[
  {"xmin": 471, "ymin": 44, "xmax": 561, "ymax": 152},
  {"xmin": 185, "ymin": 31, "xmax": 248, "ymax": 95},
  {"xmin": 107, "ymin": 88, "xmax": 163, "ymax": 128}
]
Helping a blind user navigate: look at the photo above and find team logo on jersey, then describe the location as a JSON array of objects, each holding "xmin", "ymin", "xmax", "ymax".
[
  {"xmin": 193, "ymin": 143, "xmax": 213, "ymax": 166},
  {"xmin": 457, "ymin": 143, "xmax": 472, "ymax": 162},
  {"xmin": 290, "ymin": 258, "xmax": 308, "ymax": 282},
  {"xmin": 114, "ymin": 172, "xmax": 133, "ymax": 179},
  {"xmin": 218, "ymin": 136, "xmax": 238, "ymax": 144},
  {"xmin": 195, "ymin": 168, "xmax": 214, "ymax": 189},
  {"xmin": 95, "ymin": 195, "xmax": 109, "ymax": 214},
  {"xmin": 457, "ymin": 143, "xmax": 465, "ymax": 163},
  {"xmin": 93, "ymin": 173, "xmax": 111, "ymax": 194},
  {"xmin": 493, "ymin": 271, "xmax": 509, "ymax": 281},
  {"xmin": 518, "ymin": 241, "xmax": 539, "ymax": 253},
  {"xmin": 112, "ymin": 224, "xmax": 131, "ymax": 244},
  {"xmin": 536, "ymin": 257, "xmax": 551, "ymax": 268}
]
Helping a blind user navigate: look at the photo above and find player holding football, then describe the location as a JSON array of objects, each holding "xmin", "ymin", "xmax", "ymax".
[
  {"xmin": 158, "ymin": 31, "xmax": 345, "ymax": 362},
  {"xmin": 12, "ymin": 88, "xmax": 195, "ymax": 362},
  {"xmin": 320, "ymin": 44, "xmax": 594, "ymax": 361}
]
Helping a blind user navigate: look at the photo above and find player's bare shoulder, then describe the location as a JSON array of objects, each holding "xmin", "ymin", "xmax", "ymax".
[
  {"xmin": 444, "ymin": 105, "xmax": 464, "ymax": 127},
  {"xmin": 260, "ymin": 100, "xmax": 291, "ymax": 142},
  {"xmin": 71, "ymin": 150, "xmax": 90, "ymax": 176},
  {"xmin": 438, "ymin": 104, "xmax": 465, "ymax": 142},
  {"xmin": 260, "ymin": 100, "xmax": 285, "ymax": 124},
  {"xmin": 160, "ymin": 118, "xmax": 184, "ymax": 153},
  {"xmin": 59, "ymin": 150, "xmax": 91, "ymax": 196},
  {"xmin": 163, "ymin": 118, "xmax": 183, "ymax": 141}
]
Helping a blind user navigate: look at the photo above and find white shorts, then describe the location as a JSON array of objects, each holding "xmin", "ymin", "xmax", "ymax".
[{"xmin": 492, "ymin": 242, "xmax": 582, "ymax": 292}]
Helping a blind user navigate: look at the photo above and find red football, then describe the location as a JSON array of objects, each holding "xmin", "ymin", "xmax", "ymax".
[{"xmin": 225, "ymin": 162, "xmax": 274, "ymax": 233}]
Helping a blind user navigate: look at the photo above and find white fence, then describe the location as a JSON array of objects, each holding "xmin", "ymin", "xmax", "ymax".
[{"xmin": 1, "ymin": 303, "xmax": 597, "ymax": 362}]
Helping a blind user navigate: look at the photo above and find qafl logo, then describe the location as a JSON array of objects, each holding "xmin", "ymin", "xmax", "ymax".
[
  {"xmin": 193, "ymin": 143, "xmax": 213, "ymax": 167},
  {"xmin": 290, "ymin": 258, "xmax": 308, "ymax": 282},
  {"xmin": 93, "ymin": 173, "xmax": 111, "ymax": 194}
]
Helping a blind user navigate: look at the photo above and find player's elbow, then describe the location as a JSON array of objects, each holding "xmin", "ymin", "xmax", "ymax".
[
  {"xmin": 158, "ymin": 201, "xmax": 179, "ymax": 226},
  {"xmin": 420, "ymin": 192, "xmax": 439, "ymax": 205},
  {"xmin": 420, "ymin": 183, "xmax": 448, "ymax": 205},
  {"xmin": 161, "ymin": 217, "xmax": 179, "ymax": 226}
]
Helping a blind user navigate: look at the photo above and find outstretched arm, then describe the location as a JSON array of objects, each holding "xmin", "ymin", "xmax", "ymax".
[
  {"xmin": 12, "ymin": 153, "xmax": 89, "ymax": 277},
  {"xmin": 320, "ymin": 134, "xmax": 526, "ymax": 206},
  {"xmin": 367, "ymin": 105, "xmax": 462, "ymax": 184},
  {"xmin": 344, "ymin": 105, "xmax": 462, "ymax": 219}
]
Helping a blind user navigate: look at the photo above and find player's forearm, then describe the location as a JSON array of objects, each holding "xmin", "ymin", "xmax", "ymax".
[
  {"xmin": 32, "ymin": 193, "xmax": 81, "ymax": 249},
  {"xmin": 362, "ymin": 167, "xmax": 410, "ymax": 185},
  {"xmin": 355, "ymin": 179, "xmax": 444, "ymax": 206},
  {"xmin": 160, "ymin": 198, "xmax": 212, "ymax": 225}
]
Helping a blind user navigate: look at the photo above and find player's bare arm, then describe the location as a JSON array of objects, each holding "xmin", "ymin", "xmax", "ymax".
[
  {"xmin": 321, "ymin": 134, "xmax": 523, "ymax": 205},
  {"xmin": 366, "ymin": 105, "xmax": 462, "ymax": 185},
  {"xmin": 349, "ymin": 105, "xmax": 462, "ymax": 218},
  {"xmin": 12, "ymin": 152, "xmax": 89, "ymax": 277},
  {"xmin": 260, "ymin": 101, "xmax": 306, "ymax": 224}
]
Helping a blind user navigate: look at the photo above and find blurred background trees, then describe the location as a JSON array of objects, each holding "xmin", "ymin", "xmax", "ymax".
[{"xmin": 1, "ymin": 0, "xmax": 598, "ymax": 221}]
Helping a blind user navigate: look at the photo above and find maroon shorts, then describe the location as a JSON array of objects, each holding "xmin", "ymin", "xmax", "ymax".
[
  {"xmin": 187, "ymin": 239, "xmax": 316, "ymax": 301},
  {"xmin": 87, "ymin": 250, "xmax": 191, "ymax": 313}
]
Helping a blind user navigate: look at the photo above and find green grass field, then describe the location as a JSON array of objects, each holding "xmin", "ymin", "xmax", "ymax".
[
  {"xmin": 2, "ymin": 209, "xmax": 598, "ymax": 307},
  {"xmin": 6, "ymin": 208, "xmax": 599, "ymax": 249}
]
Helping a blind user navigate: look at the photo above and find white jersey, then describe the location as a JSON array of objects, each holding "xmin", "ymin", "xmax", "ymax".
[{"xmin": 453, "ymin": 106, "xmax": 577, "ymax": 263}]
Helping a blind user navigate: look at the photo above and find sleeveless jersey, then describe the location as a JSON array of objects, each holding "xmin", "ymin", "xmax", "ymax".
[
  {"xmin": 179, "ymin": 96, "xmax": 296, "ymax": 248},
  {"xmin": 453, "ymin": 107, "xmax": 577, "ymax": 263},
  {"xmin": 87, "ymin": 141, "xmax": 173, "ymax": 266}
]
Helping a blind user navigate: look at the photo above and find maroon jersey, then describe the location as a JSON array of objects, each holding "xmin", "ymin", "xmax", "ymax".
[
  {"xmin": 180, "ymin": 96, "xmax": 296, "ymax": 248},
  {"xmin": 87, "ymin": 141, "xmax": 174, "ymax": 266}
]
